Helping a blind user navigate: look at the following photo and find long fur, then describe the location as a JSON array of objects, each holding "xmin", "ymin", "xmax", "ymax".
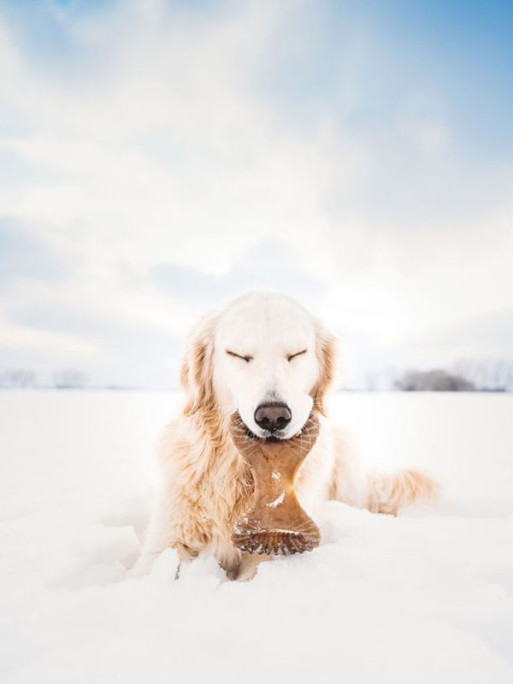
[
  {"xmin": 367, "ymin": 469, "xmax": 439, "ymax": 516},
  {"xmin": 135, "ymin": 295, "xmax": 437, "ymax": 580}
]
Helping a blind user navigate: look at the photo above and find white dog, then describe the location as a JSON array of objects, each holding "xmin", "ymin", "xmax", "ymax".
[{"xmin": 135, "ymin": 291, "xmax": 436, "ymax": 580}]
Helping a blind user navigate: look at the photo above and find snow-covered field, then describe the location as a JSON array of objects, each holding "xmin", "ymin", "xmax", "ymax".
[{"xmin": 1, "ymin": 390, "xmax": 512, "ymax": 683}]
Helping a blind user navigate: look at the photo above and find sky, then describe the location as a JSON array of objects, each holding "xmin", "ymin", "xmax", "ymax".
[{"xmin": 0, "ymin": 0, "xmax": 512, "ymax": 389}]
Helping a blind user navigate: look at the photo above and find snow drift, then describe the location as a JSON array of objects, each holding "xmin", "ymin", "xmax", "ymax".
[{"xmin": 0, "ymin": 390, "xmax": 512, "ymax": 683}]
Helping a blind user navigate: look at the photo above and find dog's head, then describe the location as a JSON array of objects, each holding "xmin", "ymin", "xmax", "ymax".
[{"xmin": 180, "ymin": 291, "xmax": 337, "ymax": 440}]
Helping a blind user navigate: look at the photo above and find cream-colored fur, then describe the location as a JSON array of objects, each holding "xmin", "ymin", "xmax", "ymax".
[{"xmin": 134, "ymin": 291, "xmax": 436, "ymax": 580}]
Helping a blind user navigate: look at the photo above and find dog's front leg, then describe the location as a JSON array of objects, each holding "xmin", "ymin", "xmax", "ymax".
[
  {"xmin": 219, "ymin": 550, "xmax": 271, "ymax": 581},
  {"xmin": 131, "ymin": 486, "xmax": 203, "ymax": 571},
  {"xmin": 130, "ymin": 494, "xmax": 174, "ymax": 577}
]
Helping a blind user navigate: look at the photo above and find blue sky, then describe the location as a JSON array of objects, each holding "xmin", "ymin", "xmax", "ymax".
[
  {"xmin": 0, "ymin": 0, "xmax": 512, "ymax": 388},
  {"xmin": 262, "ymin": 0, "xmax": 513, "ymax": 158}
]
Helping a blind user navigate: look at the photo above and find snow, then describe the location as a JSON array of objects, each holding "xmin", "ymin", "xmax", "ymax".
[{"xmin": 1, "ymin": 390, "xmax": 512, "ymax": 683}]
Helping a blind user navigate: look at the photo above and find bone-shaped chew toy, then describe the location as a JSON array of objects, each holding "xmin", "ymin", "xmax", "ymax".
[{"xmin": 230, "ymin": 412, "xmax": 321, "ymax": 555}]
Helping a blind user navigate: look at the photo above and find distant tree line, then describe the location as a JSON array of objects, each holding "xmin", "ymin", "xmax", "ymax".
[
  {"xmin": 453, "ymin": 359, "xmax": 513, "ymax": 392},
  {"xmin": 1, "ymin": 359, "xmax": 512, "ymax": 392},
  {"xmin": 53, "ymin": 370, "xmax": 86, "ymax": 389},
  {"xmin": 395, "ymin": 369, "xmax": 475, "ymax": 392},
  {"xmin": 395, "ymin": 359, "xmax": 513, "ymax": 392},
  {"xmin": 0, "ymin": 369, "xmax": 37, "ymax": 388},
  {"xmin": 0, "ymin": 369, "xmax": 87, "ymax": 389}
]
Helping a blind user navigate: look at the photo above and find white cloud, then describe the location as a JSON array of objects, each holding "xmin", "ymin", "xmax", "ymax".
[{"xmin": 0, "ymin": 311, "xmax": 98, "ymax": 358}]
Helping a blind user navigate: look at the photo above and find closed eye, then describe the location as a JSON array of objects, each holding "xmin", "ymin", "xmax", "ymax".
[
  {"xmin": 287, "ymin": 349, "xmax": 307, "ymax": 361},
  {"xmin": 226, "ymin": 350, "xmax": 253, "ymax": 363}
]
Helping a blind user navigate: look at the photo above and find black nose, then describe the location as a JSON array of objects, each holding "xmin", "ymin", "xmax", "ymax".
[{"xmin": 254, "ymin": 402, "xmax": 292, "ymax": 433}]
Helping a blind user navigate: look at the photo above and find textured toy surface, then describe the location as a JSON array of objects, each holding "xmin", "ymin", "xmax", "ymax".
[{"xmin": 230, "ymin": 412, "xmax": 321, "ymax": 555}]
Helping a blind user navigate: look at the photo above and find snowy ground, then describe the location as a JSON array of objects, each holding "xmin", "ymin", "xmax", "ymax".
[{"xmin": 1, "ymin": 390, "xmax": 512, "ymax": 683}]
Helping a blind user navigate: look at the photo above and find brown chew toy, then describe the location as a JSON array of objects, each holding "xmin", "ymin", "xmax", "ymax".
[{"xmin": 230, "ymin": 412, "xmax": 321, "ymax": 555}]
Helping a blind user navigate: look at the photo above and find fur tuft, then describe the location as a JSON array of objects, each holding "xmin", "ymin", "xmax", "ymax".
[
  {"xmin": 311, "ymin": 325, "xmax": 337, "ymax": 416},
  {"xmin": 367, "ymin": 468, "xmax": 439, "ymax": 516}
]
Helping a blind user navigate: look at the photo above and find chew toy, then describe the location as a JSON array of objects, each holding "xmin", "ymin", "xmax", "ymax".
[{"xmin": 230, "ymin": 412, "xmax": 321, "ymax": 555}]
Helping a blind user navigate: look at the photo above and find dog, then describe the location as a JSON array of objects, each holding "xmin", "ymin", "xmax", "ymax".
[{"xmin": 134, "ymin": 291, "xmax": 436, "ymax": 580}]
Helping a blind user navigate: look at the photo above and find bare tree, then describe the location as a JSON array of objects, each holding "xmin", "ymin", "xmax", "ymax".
[
  {"xmin": 453, "ymin": 358, "xmax": 513, "ymax": 392},
  {"xmin": 364, "ymin": 371, "xmax": 379, "ymax": 392},
  {"xmin": 53, "ymin": 370, "xmax": 86, "ymax": 389}
]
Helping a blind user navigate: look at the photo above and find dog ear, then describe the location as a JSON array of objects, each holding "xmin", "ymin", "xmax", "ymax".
[
  {"xmin": 180, "ymin": 312, "xmax": 217, "ymax": 416},
  {"xmin": 311, "ymin": 324, "xmax": 337, "ymax": 416}
]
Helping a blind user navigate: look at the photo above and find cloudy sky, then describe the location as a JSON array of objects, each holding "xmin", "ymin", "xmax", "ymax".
[{"xmin": 1, "ymin": 0, "xmax": 512, "ymax": 388}]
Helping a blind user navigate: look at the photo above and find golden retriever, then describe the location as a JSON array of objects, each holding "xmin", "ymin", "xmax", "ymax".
[{"xmin": 134, "ymin": 291, "xmax": 436, "ymax": 580}]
